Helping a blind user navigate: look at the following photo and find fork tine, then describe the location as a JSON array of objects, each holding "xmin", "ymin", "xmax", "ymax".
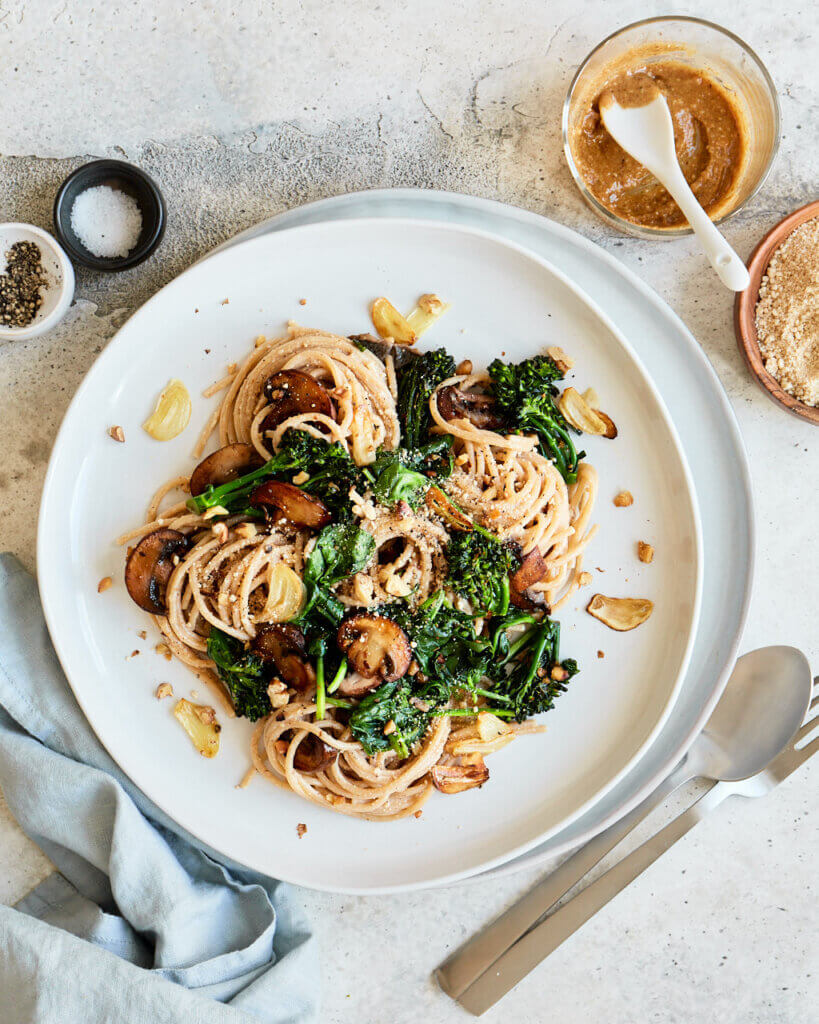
[
  {"xmin": 795, "ymin": 716, "xmax": 819, "ymax": 743},
  {"xmin": 770, "ymin": 733, "xmax": 819, "ymax": 779}
]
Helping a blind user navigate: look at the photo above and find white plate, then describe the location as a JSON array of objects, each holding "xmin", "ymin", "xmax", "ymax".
[
  {"xmin": 221, "ymin": 190, "xmax": 753, "ymax": 882},
  {"xmin": 38, "ymin": 218, "xmax": 701, "ymax": 892}
]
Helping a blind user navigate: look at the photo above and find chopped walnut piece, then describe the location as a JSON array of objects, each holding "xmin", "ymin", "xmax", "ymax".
[
  {"xmin": 578, "ymin": 571, "xmax": 593, "ymax": 587},
  {"xmin": 128, "ymin": 649, "xmax": 140, "ymax": 658},
  {"xmin": 638, "ymin": 541, "xmax": 655, "ymax": 564},
  {"xmin": 194, "ymin": 704, "xmax": 217, "ymax": 725},
  {"xmin": 108, "ymin": 425, "xmax": 125, "ymax": 443},
  {"xmin": 296, "ymin": 823, "xmax": 308, "ymax": 838},
  {"xmin": 292, "ymin": 470, "xmax": 310, "ymax": 485},
  {"xmin": 613, "ymin": 491, "xmax": 633, "ymax": 508},
  {"xmin": 299, "ymin": 298, "xmax": 307, "ymax": 306},
  {"xmin": 550, "ymin": 664, "xmax": 570, "ymax": 682},
  {"xmin": 212, "ymin": 522, "xmax": 229, "ymax": 544},
  {"xmin": 456, "ymin": 359, "xmax": 473, "ymax": 375},
  {"xmin": 97, "ymin": 576, "xmax": 113, "ymax": 593},
  {"xmin": 156, "ymin": 642, "xmax": 173, "ymax": 661},
  {"xmin": 233, "ymin": 522, "xmax": 257, "ymax": 540},
  {"xmin": 382, "ymin": 719, "xmax": 397, "ymax": 736},
  {"xmin": 597, "ymin": 650, "xmax": 605, "ymax": 658},
  {"xmin": 137, "ymin": 630, "xmax": 147, "ymax": 640},
  {"xmin": 414, "ymin": 810, "xmax": 423, "ymax": 819},
  {"xmin": 155, "ymin": 682, "xmax": 173, "ymax": 700},
  {"xmin": 267, "ymin": 680, "xmax": 290, "ymax": 709}
]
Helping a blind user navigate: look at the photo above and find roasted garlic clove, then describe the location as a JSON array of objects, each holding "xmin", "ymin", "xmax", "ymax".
[
  {"xmin": 559, "ymin": 386, "xmax": 617, "ymax": 438},
  {"xmin": 174, "ymin": 698, "xmax": 221, "ymax": 757},
  {"xmin": 371, "ymin": 297, "xmax": 417, "ymax": 345},
  {"xmin": 431, "ymin": 758, "xmax": 490, "ymax": 794},
  {"xmin": 405, "ymin": 293, "xmax": 451, "ymax": 337},
  {"xmin": 586, "ymin": 594, "xmax": 654, "ymax": 631},
  {"xmin": 143, "ymin": 379, "xmax": 192, "ymax": 441}
]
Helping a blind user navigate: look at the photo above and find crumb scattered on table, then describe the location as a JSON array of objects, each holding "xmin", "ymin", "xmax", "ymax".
[
  {"xmin": 613, "ymin": 490, "xmax": 633, "ymax": 507},
  {"xmin": 296, "ymin": 823, "xmax": 307, "ymax": 838}
]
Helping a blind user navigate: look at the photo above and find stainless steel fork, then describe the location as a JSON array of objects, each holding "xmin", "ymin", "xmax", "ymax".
[{"xmin": 449, "ymin": 682, "xmax": 819, "ymax": 1016}]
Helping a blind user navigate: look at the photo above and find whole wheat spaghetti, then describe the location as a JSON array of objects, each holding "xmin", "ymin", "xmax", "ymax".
[{"xmin": 121, "ymin": 315, "xmax": 606, "ymax": 821}]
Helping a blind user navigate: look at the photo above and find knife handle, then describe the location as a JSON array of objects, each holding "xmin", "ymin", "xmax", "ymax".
[{"xmin": 456, "ymin": 781, "xmax": 729, "ymax": 1016}]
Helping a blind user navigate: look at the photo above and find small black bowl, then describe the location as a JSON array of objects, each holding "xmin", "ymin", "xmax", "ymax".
[{"xmin": 53, "ymin": 159, "xmax": 166, "ymax": 272}]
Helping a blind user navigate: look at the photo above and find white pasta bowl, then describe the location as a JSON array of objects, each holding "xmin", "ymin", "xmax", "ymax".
[{"xmin": 37, "ymin": 218, "xmax": 702, "ymax": 892}]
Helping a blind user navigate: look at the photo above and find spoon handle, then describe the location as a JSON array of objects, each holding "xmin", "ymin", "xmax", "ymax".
[
  {"xmin": 436, "ymin": 760, "xmax": 692, "ymax": 1000},
  {"xmin": 660, "ymin": 165, "xmax": 750, "ymax": 292},
  {"xmin": 455, "ymin": 781, "xmax": 729, "ymax": 1016}
]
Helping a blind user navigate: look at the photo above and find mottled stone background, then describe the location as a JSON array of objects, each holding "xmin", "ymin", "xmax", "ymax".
[{"xmin": 0, "ymin": 2, "xmax": 816, "ymax": 1021}]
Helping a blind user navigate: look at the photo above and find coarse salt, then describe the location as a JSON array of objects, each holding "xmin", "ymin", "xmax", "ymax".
[{"xmin": 70, "ymin": 185, "xmax": 143, "ymax": 259}]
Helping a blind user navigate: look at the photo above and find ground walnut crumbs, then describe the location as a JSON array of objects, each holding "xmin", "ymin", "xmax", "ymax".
[{"xmin": 755, "ymin": 216, "xmax": 819, "ymax": 407}]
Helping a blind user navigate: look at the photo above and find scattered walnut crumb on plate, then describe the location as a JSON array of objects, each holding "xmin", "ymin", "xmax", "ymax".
[
  {"xmin": 637, "ymin": 541, "xmax": 654, "ymax": 563},
  {"xmin": 296, "ymin": 823, "xmax": 308, "ymax": 838},
  {"xmin": 155, "ymin": 682, "xmax": 173, "ymax": 700},
  {"xmin": 613, "ymin": 490, "xmax": 633, "ymax": 507},
  {"xmin": 107, "ymin": 425, "xmax": 125, "ymax": 443},
  {"xmin": 97, "ymin": 576, "xmax": 113, "ymax": 593}
]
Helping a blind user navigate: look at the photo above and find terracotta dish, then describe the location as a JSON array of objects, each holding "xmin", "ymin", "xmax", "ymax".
[{"xmin": 735, "ymin": 199, "xmax": 819, "ymax": 425}]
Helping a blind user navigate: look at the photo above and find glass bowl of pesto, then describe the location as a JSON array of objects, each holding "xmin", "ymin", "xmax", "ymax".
[{"xmin": 562, "ymin": 16, "xmax": 780, "ymax": 238}]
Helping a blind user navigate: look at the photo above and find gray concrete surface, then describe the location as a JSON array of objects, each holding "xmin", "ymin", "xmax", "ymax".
[{"xmin": 0, "ymin": 2, "xmax": 817, "ymax": 1022}]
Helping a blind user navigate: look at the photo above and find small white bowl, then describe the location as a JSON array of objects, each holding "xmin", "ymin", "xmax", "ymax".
[{"xmin": 0, "ymin": 223, "xmax": 75, "ymax": 341}]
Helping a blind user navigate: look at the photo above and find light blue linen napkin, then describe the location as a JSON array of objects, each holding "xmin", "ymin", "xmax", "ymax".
[{"xmin": 0, "ymin": 553, "xmax": 318, "ymax": 1024}]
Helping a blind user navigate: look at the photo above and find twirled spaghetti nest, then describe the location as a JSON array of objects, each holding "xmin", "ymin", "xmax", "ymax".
[
  {"xmin": 201, "ymin": 323, "xmax": 400, "ymax": 465},
  {"xmin": 251, "ymin": 699, "xmax": 451, "ymax": 820},
  {"xmin": 430, "ymin": 372, "xmax": 598, "ymax": 609}
]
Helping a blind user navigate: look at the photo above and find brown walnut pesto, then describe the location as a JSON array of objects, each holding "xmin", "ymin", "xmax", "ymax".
[{"xmin": 572, "ymin": 60, "xmax": 746, "ymax": 229}]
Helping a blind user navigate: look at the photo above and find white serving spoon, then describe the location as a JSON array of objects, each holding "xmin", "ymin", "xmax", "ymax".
[{"xmin": 599, "ymin": 89, "xmax": 750, "ymax": 292}]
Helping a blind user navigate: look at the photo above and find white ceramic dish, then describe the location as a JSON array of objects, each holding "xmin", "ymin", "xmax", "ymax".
[
  {"xmin": 0, "ymin": 223, "xmax": 75, "ymax": 341},
  {"xmin": 205, "ymin": 189, "xmax": 755, "ymax": 881},
  {"xmin": 38, "ymin": 218, "xmax": 701, "ymax": 892}
]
